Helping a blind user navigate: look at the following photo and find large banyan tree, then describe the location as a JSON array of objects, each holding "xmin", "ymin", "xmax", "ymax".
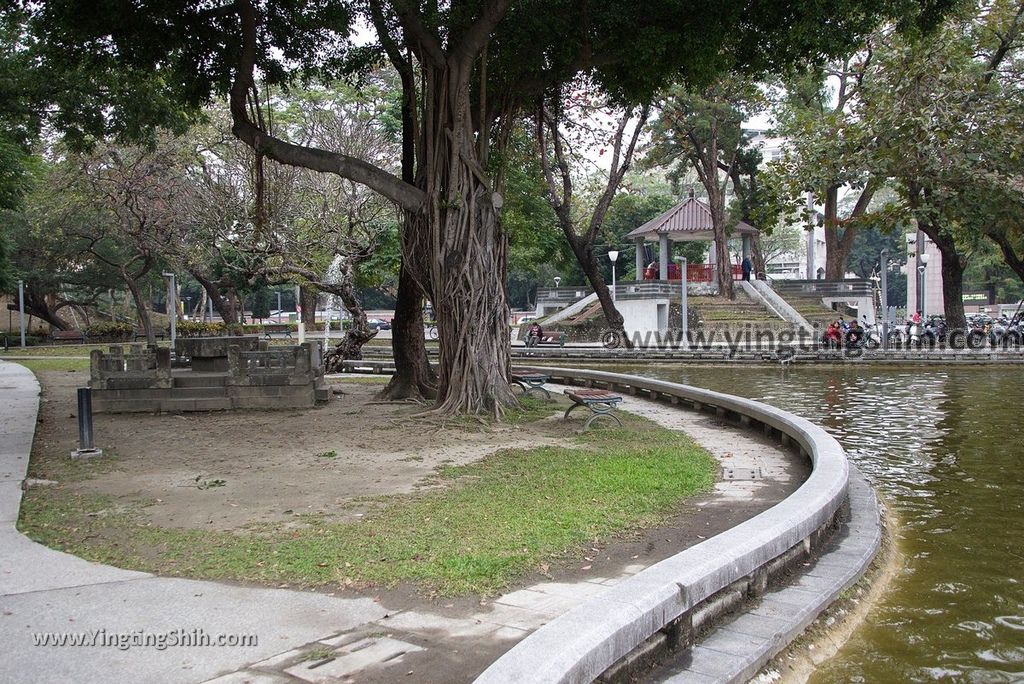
[{"xmin": 20, "ymin": 0, "xmax": 951, "ymax": 415}]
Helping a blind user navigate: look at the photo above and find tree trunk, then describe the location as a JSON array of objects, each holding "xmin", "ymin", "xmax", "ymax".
[
  {"xmin": 122, "ymin": 271, "xmax": 155, "ymax": 346},
  {"xmin": 822, "ymin": 182, "xmax": 873, "ymax": 280},
  {"xmin": 300, "ymin": 286, "xmax": 317, "ymax": 328},
  {"xmin": 709, "ymin": 195, "xmax": 733, "ymax": 298},
  {"xmin": 409, "ymin": 185, "xmax": 514, "ymax": 416},
  {"xmin": 381, "ymin": 261, "xmax": 436, "ymax": 401},
  {"xmin": 822, "ymin": 186, "xmax": 850, "ymax": 280},
  {"xmin": 402, "ymin": 66, "xmax": 516, "ymax": 417},
  {"xmin": 572, "ymin": 241, "xmax": 631, "ymax": 347},
  {"xmin": 324, "ymin": 258, "xmax": 378, "ymax": 371},
  {"xmin": 189, "ymin": 271, "xmax": 240, "ymax": 324},
  {"xmin": 751, "ymin": 234, "xmax": 767, "ymax": 278},
  {"xmin": 990, "ymin": 232, "xmax": 1024, "ymax": 285},
  {"xmin": 21, "ymin": 289, "xmax": 69, "ymax": 330},
  {"xmin": 920, "ymin": 221, "xmax": 968, "ymax": 330}
]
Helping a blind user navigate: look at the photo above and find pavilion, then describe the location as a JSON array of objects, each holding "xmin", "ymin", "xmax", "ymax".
[{"xmin": 625, "ymin": 191, "xmax": 758, "ymax": 284}]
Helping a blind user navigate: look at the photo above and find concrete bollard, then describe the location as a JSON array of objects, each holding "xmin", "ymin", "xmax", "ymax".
[{"xmin": 71, "ymin": 388, "xmax": 103, "ymax": 459}]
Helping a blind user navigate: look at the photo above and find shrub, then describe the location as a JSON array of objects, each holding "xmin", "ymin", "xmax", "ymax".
[
  {"xmin": 177, "ymin": 320, "xmax": 225, "ymax": 338},
  {"xmin": 84, "ymin": 322, "xmax": 133, "ymax": 342}
]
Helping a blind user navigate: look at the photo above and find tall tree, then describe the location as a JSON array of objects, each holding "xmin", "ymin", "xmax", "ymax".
[
  {"xmin": 768, "ymin": 56, "xmax": 881, "ymax": 279},
  {"xmin": 537, "ymin": 100, "xmax": 648, "ymax": 346},
  {"xmin": 67, "ymin": 139, "xmax": 190, "ymax": 344},
  {"xmin": 857, "ymin": 0, "xmax": 1024, "ymax": 329},
  {"xmin": 648, "ymin": 78, "xmax": 764, "ymax": 298},
  {"xmin": 21, "ymin": 0, "xmax": 952, "ymax": 414}
]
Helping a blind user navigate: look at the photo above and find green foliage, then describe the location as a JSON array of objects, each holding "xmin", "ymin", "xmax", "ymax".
[
  {"xmin": 0, "ymin": 228, "xmax": 14, "ymax": 294},
  {"xmin": 250, "ymin": 288, "xmax": 273, "ymax": 320},
  {"xmin": 177, "ymin": 320, "xmax": 226, "ymax": 338},
  {"xmin": 82, "ymin": 322, "xmax": 134, "ymax": 342}
]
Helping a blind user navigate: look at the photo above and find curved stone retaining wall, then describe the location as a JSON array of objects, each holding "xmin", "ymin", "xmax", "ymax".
[{"xmin": 474, "ymin": 367, "xmax": 853, "ymax": 684}]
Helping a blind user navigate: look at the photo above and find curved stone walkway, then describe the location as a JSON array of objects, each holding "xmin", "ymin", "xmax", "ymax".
[{"xmin": 0, "ymin": 361, "xmax": 799, "ymax": 683}]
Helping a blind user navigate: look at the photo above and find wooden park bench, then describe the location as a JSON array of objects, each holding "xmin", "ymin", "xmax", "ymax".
[
  {"xmin": 262, "ymin": 323, "xmax": 294, "ymax": 339},
  {"xmin": 563, "ymin": 388, "xmax": 624, "ymax": 431},
  {"xmin": 134, "ymin": 328, "xmax": 167, "ymax": 341},
  {"xmin": 524, "ymin": 330, "xmax": 566, "ymax": 347},
  {"xmin": 510, "ymin": 371, "xmax": 551, "ymax": 399},
  {"xmin": 50, "ymin": 329, "xmax": 87, "ymax": 345}
]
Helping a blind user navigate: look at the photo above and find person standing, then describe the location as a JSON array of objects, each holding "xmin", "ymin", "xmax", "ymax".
[{"xmin": 741, "ymin": 256, "xmax": 753, "ymax": 281}]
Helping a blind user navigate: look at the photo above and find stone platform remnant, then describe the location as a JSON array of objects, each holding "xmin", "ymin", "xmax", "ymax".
[
  {"xmin": 88, "ymin": 338, "xmax": 331, "ymax": 413},
  {"xmin": 176, "ymin": 335, "xmax": 260, "ymax": 372}
]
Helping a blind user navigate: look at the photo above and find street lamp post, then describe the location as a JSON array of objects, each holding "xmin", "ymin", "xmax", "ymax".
[
  {"xmin": 675, "ymin": 256, "xmax": 688, "ymax": 349},
  {"xmin": 276, "ymin": 291, "xmax": 282, "ymax": 323},
  {"xmin": 608, "ymin": 250, "xmax": 619, "ymax": 302},
  {"xmin": 17, "ymin": 279, "xmax": 26, "ymax": 348},
  {"xmin": 161, "ymin": 272, "xmax": 176, "ymax": 351},
  {"xmin": 184, "ymin": 296, "xmax": 192, "ymax": 320},
  {"xmin": 919, "ymin": 253, "xmax": 930, "ymax": 320},
  {"xmin": 295, "ymin": 284, "xmax": 305, "ymax": 344},
  {"xmin": 880, "ymin": 249, "xmax": 889, "ymax": 349},
  {"xmin": 553, "ymin": 276, "xmax": 561, "ymax": 288}
]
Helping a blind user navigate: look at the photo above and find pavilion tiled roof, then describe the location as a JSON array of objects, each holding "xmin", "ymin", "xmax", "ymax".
[{"xmin": 625, "ymin": 195, "xmax": 758, "ymax": 240}]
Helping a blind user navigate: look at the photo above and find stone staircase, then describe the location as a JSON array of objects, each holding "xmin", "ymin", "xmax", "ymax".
[
  {"xmin": 773, "ymin": 293, "xmax": 838, "ymax": 327},
  {"xmin": 771, "ymin": 279, "xmax": 875, "ymax": 327},
  {"xmin": 688, "ymin": 291, "xmax": 793, "ymax": 334}
]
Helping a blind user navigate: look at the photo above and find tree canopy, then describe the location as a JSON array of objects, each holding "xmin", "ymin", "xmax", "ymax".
[{"xmin": 12, "ymin": 0, "xmax": 957, "ymax": 414}]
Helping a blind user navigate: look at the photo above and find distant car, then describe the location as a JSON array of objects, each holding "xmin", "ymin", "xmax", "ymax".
[
  {"xmin": 518, "ymin": 315, "xmax": 537, "ymax": 324},
  {"xmin": 367, "ymin": 318, "xmax": 391, "ymax": 331}
]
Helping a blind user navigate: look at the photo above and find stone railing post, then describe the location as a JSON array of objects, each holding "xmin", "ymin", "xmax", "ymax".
[
  {"xmin": 89, "ymin": 349, "xmax": 104, "ymax": 388},
  {"xmin": 227, "ymin": 344, "xmax": 245, "ymax": 386}
]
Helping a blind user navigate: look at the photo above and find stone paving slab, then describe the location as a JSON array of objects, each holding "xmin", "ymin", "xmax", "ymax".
[
  {"xmin": 0, "ymin": 481, "xmax": 22, "ymax": 523},
  {"xmin": 0, "ymin": 527, "xmax": 150, "ymax": 596},
  {"xmin": 283, "ymin": 636, "xmax": 425, "ymax": 682},
  {"xmin": 1, "ymin": 577, "xmax": 389, "ymax": 684}
]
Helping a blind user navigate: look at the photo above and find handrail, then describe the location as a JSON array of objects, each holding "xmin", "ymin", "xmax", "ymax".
[{"xmin": 475, "ymin": 366, "xmax": 849, "ymax": 684}]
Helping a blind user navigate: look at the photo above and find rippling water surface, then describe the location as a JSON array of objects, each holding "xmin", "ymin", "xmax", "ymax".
[{"xmin": 605, "ymin": 364, "xmax": 1024, "ymax": 683}]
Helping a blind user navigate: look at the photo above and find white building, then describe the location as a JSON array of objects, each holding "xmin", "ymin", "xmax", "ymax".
[
  {"xmin": 906, "ymin": 231, "xmax": 944, "ymax": 318},
  {"xmin": 745, "ymin": 129, "xmax": 828, "ymax": 280}
]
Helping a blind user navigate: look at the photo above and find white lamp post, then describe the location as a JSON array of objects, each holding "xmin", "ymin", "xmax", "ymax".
[
  {"xmin": 17, "ymin": 278, "xmax": 25, "ymax": 348},
  {"xmin": 919, "ymin": 252, "xmax": 930, "ymax": 320},
  {"xmin": 553, "ymin": 276, "xmax": 561, "ymax": 288},
  {"xmin": 608, "ymin": 250, "xmax": 619, "ymax": 302},
  {"xmin": 161, "ymin": 272, "xmax": 176, "ymax": 350},
  {"xmin": 675, "ymin": 256, "xmax": 688, "ymax": 349}
]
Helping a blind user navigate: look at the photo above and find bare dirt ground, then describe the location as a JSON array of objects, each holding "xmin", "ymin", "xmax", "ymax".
[
  {"xmin": 28, "ymin": 372, "xmax": 576, "ymax": 530},
  {"xmin": 25, "ymin": 368, "xmax": 807, "ymax": 627}
]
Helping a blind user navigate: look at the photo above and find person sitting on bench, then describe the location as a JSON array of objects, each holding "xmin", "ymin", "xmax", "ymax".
[{"xmin": 527, "ymin": 322, "xmax": 544, "ymax": 347}]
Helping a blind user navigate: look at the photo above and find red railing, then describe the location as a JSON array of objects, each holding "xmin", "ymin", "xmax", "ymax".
[{"xmin": 642, "ymin": 264, "xmax": 744, "ymax": 282}]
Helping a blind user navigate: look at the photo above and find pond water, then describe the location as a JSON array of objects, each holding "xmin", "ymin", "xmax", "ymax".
[{"xmin": 605, "ymin": 364, "xmax": 1024, "ymax": 683}]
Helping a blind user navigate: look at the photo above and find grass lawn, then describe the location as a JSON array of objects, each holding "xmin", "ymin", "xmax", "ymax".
[
  {"xmin": 7, "ymin": 357, "xmax": 91, "ymax": 373},
  {"xmin": 19, "ymin": 405, "xmax": 715, "ymax": 596}
]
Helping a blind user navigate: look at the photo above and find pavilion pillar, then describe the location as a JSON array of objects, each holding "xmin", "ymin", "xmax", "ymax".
[
  {"xmin": 658, "ymin": 233, "xmax": 670, "ymax": 282},
  {"xmin": 742, "ymin": 235, "xmax": 752, "ymax": 260},
  {"xmin": 635, "ymin": 238, "xmax": 645, "ymax": 280}
]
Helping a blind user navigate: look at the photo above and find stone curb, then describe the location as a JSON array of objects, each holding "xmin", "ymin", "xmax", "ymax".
[
  {"xmin": 474, "ymin": 368, "xmax": 859, "ymax": 684},
  {"xmin": 651, "ymin": 464, "xmax": 881, "ymax": 682}
]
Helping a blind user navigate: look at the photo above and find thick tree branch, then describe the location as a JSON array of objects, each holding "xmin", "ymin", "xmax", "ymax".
[
  {"xmin": 391, "ymin": 0, "xmax": 445, "ymax": 66},
  {"xmin": 983, "ymin": 1, "xmax": 1024, "ymax": 84},
  {"xmin": 229, "ymin": 0, "xmax": 425, "ymax": 212},
  {"xmin": 450, "ymin": 0, "xmax": 513, "ymax": 65}
]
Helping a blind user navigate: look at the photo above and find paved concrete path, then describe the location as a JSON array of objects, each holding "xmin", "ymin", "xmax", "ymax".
[{"xmin": 0, "ymin": 361, "xmax": 798, "ymax": 683}]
